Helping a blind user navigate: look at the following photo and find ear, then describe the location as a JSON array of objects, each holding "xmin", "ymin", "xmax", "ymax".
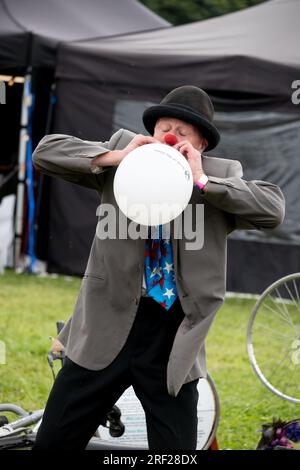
[{"xmin": 200, "ymin": 138, "xmax": 208, "ymax": 152}]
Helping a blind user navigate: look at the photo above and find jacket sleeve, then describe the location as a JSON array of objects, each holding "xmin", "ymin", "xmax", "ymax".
[
  {"xmin": 32, "ymin": 128, "xmax": 125, "ymax": 191},
  {"xmin": 202, "ymin": 160, "xmax": 285, "ymax": 231}
]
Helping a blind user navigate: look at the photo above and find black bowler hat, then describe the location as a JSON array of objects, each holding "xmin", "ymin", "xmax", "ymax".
[{"xmin": 143, "ymin": 85, "xmax": 220, "ymax": 151}]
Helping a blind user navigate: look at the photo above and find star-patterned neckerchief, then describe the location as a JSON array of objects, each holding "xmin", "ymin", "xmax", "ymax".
[{"xmin": 145, "ymin": 225, "xmax": 178, "ymax": 311}]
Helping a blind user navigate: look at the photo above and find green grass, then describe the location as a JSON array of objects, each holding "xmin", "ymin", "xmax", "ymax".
[{"xmin": 0, "ymin": 269, "xmax": 299, "ymax": 449}]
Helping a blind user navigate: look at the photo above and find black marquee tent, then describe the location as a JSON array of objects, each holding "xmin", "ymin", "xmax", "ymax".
[
  {"xmin": 55, "ymin": 0, "xmax": 299, "ymax": 99},
  {"xmin": 0, "ymin": 0, "xmax": 169, "ymax": 72},
  {"xmin": 0, "ymin": 0, "xmax": 169, "ymax": 268},
  {"xmin": 43, "ymin": 0, "xmax": 300, "ymax": 294}
]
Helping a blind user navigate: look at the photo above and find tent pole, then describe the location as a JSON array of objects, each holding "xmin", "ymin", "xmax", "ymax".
[
  {"xmin": 34, "ymin": 82, "xmax": 56, "ymax": 260},
  {"xmin": 14, "ymin": 67, "xmax": 32, "ymax": 272}
]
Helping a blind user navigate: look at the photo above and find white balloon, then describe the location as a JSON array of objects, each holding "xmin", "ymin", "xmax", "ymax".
[{"xmin": 113, "ymin": 143, "xmax": 193, "ymax": 226}]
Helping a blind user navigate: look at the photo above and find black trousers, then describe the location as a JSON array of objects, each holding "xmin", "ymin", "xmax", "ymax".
[{"xmin": 33, "ymin": 297, "xmax": 199, "ymax": 450}]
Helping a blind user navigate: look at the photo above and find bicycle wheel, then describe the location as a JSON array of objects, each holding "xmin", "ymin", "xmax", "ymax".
[
  {"xmin": 247, "ymin": 273, "xmax": 300, "ymax": 404},
  {"xmin": 96, "ymin": 374, "xmax": 220, "ymax": 450}
]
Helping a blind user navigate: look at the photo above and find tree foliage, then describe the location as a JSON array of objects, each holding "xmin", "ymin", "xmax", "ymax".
[{"xmin": 139, "ymin": 0, "xmax": 266, "ymax": 25}]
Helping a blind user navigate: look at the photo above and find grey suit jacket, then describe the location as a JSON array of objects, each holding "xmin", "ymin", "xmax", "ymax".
[{"xmin": 32, "ymin": 129, "xmax": 285, "ymax": 397}]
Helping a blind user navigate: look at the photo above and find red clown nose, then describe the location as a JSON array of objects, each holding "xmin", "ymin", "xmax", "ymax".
[{"xmin": 164, "ymin": 133, "xmax": 178, "ymax": 146}]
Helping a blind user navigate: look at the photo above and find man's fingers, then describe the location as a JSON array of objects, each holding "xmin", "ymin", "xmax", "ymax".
[
  {"xmin": 136, "ymin": 134, "xmax": 156, "ymax": 142},
  {"xmin": 141, "ymin": 136, "xmax": 159, "ymax": 144},
  {"xmin": 50, "ymin": 338, "xmax": 65, "ymax": 354},
  {"xmin": 177, "ymin": 144, "xmax": 190, "ymax": 157},
  {"xmin": 130, "ymin": 135, "xmax": 158, "ymax": 149},
  {"xmin": 174, "ymin": 140, "xmax": 190, "ymax": 150}
]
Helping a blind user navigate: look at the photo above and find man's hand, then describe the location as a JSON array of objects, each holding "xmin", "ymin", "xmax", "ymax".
[
  {"xmin": 92, "ymin": 134, "xmax": 158, "ymax": 168},
  {"xmin": 121, "ymin": 134, "xmax": 158, "ymax": 159},
  {"xmin": 173, "ymin": 140, "xmax": 204, "ymax": 183},
  {"xmin": 50, "ymin": 337, "xmax": 65, "ymax": 356}
]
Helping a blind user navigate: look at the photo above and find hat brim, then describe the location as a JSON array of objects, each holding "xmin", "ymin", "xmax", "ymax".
[{"xmin": 143, "ymin": 104, "xmax": 220, "ymax": 151}]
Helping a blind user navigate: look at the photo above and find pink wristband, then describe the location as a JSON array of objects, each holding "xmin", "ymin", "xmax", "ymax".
[
  {"xmin": 195, "ymin": 181, "xmax": 206, "ymax": 190},
  {"xmin": 195, "ymin": 174, "xmax": 208, "ymax": 192}
]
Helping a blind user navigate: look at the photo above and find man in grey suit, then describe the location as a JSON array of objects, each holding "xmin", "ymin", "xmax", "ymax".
[{"xmin": 32, "ymin": 86, "xmax": 285, "ymax": 450}]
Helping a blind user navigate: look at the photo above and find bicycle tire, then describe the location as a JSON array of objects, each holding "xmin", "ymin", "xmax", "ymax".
[
  {"xmin": 96, "ymin": 373, "xmax": 220, "ymax": 450},
  {"xmin": 247, "ymin": 272, "xmax": 300, "ymax": 404}
]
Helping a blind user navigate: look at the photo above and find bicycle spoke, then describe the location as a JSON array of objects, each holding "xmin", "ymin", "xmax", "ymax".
[
  {"xmin": 253, "ymin": 341, "xmax": 296, "ymax": 385},
  {"xmin": 264, "ymin": 347, "xmax": 293, "ymax": 384},
  {"xmin": 262, "ymin": 299, "xmax": 299, "ymax": 333},
  {"xmin": 292, "ymin": 278, "xmax": 300, "ymax": 304},
  {"xmin": 284, "ymin": 281, "xmax": 300, "ymax": 315},
  {"xmin": 272, "ymin": 287, "xmax": 298, "ymax": 332},
  {"xmin": 253, "ymin": 322, "xmax": 296, "ymax": 341}
]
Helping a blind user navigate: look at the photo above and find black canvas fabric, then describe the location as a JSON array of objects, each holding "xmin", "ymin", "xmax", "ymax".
[
  {"xmin": 55, "ymin": 0, "xmax": 300, "ymax": 99},
  {"xmin": 0, "ymin": 0, "xmax": 169, "ymax": 71}
]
